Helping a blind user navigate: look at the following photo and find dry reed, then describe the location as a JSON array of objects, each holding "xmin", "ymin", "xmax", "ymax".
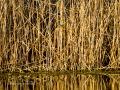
[{"xmin": 0, "ymin": 0, "xmax": 120, "ymax": 73}]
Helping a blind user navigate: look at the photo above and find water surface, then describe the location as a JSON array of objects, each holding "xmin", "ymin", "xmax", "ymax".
[{"xmin": 0, "ymin": 71, "xmax": 120, "ymax": 90}]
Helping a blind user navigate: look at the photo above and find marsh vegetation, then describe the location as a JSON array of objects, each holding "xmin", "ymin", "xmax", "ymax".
[{"xmin": 0, "ymin": 0, "xmax": 120, "ymax": 72}]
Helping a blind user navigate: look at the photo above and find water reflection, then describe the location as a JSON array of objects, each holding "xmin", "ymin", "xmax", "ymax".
[{"xmin": 0, "ymin": 73, "xmax": 120, "ymax": 90}]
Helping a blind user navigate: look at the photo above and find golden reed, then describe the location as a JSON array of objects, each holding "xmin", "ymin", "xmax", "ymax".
[{"xmin": 0, "ymin": 0, "xmax": 120, "ymax": 73}]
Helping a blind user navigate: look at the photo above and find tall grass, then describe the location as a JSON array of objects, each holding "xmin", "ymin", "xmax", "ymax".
[{"xmin": 0, "ymin": 0, "xmax": 120, "ymax": 72}]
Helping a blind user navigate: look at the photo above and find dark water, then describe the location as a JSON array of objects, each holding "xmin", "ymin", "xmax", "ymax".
[{"xmin": 0, "ymin": 72, "xmax": 120, "ymax": 90}]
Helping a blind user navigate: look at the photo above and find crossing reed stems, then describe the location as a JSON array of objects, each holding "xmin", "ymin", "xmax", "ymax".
[{"xmin": 0, "ymin": 0, "xmax": 120, "ymax": 72}]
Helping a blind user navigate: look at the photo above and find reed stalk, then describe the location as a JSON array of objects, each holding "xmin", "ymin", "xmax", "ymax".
[{"xmin": 0, "ymin": 0, "xmax": 119, "ymax": 72}]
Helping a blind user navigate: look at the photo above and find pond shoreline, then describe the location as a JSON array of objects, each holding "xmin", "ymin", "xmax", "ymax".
[{"xmin": 0, "ymin": 69, "xmax": 120, "ymax": 76}]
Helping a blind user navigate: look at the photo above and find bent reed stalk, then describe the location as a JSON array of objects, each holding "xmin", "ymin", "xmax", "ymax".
[{"xmin": 0, "ymin": 0, "xmax": 120, "ymax": 73}]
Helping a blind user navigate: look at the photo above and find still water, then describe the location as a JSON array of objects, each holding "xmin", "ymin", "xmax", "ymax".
[{"xmin": 0, "ymin": 72, "xmax": 120, "ymax": 90}]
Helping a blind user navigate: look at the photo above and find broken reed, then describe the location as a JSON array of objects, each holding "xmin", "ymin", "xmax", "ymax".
[{"xmin": 0, "ymin": 0, "xmax": 120, "ymax": 72}]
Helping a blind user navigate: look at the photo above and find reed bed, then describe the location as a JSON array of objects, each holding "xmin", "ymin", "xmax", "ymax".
[{"xmin": 0, "ymin": 0, "xmax": 120, "ymax": 72}]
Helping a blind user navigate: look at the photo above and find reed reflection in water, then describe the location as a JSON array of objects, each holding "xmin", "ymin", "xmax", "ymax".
[{"xmin": 0, "ymin": 73, "xmax": 120, "ymax": 90}]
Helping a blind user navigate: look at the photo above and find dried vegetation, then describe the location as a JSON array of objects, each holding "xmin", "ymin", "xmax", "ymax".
[{"xmin": 0, "ymin": 0, "xmax": 120, "ymax": 73}]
